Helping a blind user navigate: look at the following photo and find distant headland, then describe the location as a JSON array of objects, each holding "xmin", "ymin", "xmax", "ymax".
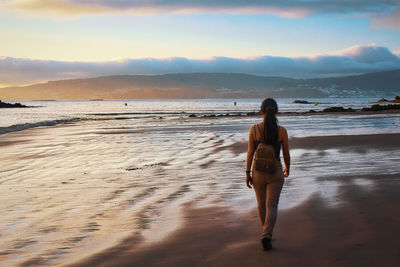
[{"xmin": 1, "ymin": 69, "xmax": 399, "ymax": 100}]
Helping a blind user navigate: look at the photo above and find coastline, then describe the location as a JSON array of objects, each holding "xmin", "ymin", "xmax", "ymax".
[
  {"xmin": 2, "ymin": 108, "xmax": 400, "ymax": 137},
  {"xmin": 68, "ymin": 133, "xmax": 400, "ymax": 267},
  {"xmin": 2, "ymin": 96, "xmax": 400, "ymax": 136}
]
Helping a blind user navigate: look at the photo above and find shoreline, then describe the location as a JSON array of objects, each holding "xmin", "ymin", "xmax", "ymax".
[{"xmin": 1, "ymin": 108, "xmax": 400, "ymax": 137}]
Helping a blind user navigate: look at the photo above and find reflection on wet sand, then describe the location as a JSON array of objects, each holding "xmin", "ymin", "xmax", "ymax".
[
  {"xmin": 1, "ymin": 114, "xmax": 400, "ymax": 266},
  {"xmin": 74, "ymin": 173, "xmax": 400, "ymax": 267}
]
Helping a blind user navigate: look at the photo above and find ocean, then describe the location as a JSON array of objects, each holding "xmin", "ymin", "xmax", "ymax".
[{"xmin": 1, "ymin": 98, "xmax": 400, "ymax": 266}]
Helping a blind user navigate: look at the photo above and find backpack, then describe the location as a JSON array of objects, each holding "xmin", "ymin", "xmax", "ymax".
[{"xmin": 253, "ymin": 125, "xmax": 278, "ymax": 174}]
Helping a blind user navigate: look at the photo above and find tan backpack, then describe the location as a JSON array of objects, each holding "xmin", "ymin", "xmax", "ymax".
[{"xmin": 253, "ymin": 125, "xmax": 278, "ymax": 174}]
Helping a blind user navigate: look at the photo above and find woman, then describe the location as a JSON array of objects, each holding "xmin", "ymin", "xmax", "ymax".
[{"xmin": 245, "ymin": 98, "xmax": 290, "ymax": 250}]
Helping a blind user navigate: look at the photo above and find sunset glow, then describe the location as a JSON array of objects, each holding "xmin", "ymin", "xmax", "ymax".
[{"xmin": 0, "ymin": 0, "xmax": 399, "ymax": 85}]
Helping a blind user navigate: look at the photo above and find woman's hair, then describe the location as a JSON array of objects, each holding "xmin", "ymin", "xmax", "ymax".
[{"xmin": 260, "ymin": 98, "xmax": 278, "ymax": 145}]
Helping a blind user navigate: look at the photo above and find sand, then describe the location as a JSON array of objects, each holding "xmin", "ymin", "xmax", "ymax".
[
  {"xmin": 224, "ymin": 133, "xmax": 400, "ymax": 155},
  {"xmin": 70, "ymin": 133, "xmax": 400, "ymax": 267}
]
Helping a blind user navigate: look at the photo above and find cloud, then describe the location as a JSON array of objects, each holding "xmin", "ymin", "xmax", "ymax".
[
  {"xmin": 1, "ymin": 45, "xmax": 400, "ymax": 86},
  {"xmin": 370, "ymin": 7, "xmax": 400, "ymax": 30},
  {"xmin": 1, "ymin": 0, "xmax": 399, "ymax": 18}
]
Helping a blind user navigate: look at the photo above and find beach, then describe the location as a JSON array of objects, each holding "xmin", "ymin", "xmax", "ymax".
[
  {"xmin": 3, "ymin": 0, "xmax": 400, "ymax": 265},
  {"xmin": 73, "ymin": 177, "xmax": 400, "ymax": 267},
  {"xmin": 1, "ymin": 99, "xmax": 400, "ymax": 266},
  {"xmin": 70, "ymin": 133, "xmax": 400, "ymax": 267}
]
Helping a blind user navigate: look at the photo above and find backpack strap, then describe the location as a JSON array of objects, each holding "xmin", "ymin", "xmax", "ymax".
[{"xmin": 257, "ymin": 123, "xmax": 263, "ymax": 143}]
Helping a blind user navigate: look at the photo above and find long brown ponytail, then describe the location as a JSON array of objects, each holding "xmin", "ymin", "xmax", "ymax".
[{"xmin": 260, "ymin": 98, "xmax": 278, "ymax": 145}]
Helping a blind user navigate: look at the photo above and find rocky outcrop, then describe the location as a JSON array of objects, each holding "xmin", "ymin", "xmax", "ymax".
[
  {"xmin": 376, "ymin": 96, "xmax": 400, "ymax": 103},
  {"xmin": 292, "ymin": 100, "xmax": 312, "ymax": 104},
  {"xmin": 186, "ymin": 102, "xmax": 400, "ymax": 119},
  {"xmin": 0, "ymin": 100, "xmax": 28, "ymax": 108},
  {"xmin": 362, "ymin": 104, "xmax": 400, "ymax": 112},
  {"xmin": 322, "ymin": 107, "xmax": 355, "ymax": 112},
  {"xmin": 377, "ymin": 98, "xmax": 389, "ymax": 102}
]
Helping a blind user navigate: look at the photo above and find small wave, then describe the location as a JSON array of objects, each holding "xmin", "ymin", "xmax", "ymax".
[
  {"xmin": 0, "ymin": 118, "xmax": 82, "ymax": 135},
  {"xmin": 91, "ymin": 112, "xmax": 187, "ymax": 116}
]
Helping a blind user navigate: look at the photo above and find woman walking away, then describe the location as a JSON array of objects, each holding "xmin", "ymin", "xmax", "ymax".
[{"xmin": 245, "ymin": 98, "xmax": 290, "ymax": 251}]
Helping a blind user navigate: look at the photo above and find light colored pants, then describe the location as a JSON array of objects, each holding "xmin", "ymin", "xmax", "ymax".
[{"xmin": 252, "ymin": 162, "xmax": 284, "ymax": 239}]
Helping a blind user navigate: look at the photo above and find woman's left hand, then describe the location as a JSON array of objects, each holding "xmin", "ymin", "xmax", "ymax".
[{"xmin": 246, "ymin": 173, "xmax": 253, "ymax": 189}]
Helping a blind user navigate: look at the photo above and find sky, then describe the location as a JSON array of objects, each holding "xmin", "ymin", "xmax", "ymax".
[{"xmin": 0, "ymin": 0, "xmax": 400, "ymax": 87}]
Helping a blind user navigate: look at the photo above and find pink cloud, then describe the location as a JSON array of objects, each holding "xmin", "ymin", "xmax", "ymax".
[
  {"xmin": 370, "ymin": 8, "xmax": 400, "ymax": 30},
  {"xmin": 1, "ymin": 45, "xmax": 399, "ymax": 86},
  {"xmin": 1, "ymin": 0, "xmax": 399, "ymax": 18}
]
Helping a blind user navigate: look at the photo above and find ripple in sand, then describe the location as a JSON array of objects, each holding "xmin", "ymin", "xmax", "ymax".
[
  {"xmin": 65, "ymin": 235, "xmax": 88, "ymax": 245},
  {"xmin": 38, "ymin": 226, "xmax": 59, "ymax": 234},
  {"xmin": 82, "ymin": 222, "xmax": 101, "ymax": 233},
  {"xmin": 12, "ymin": 238, "xmax": 37, "ymax": 249}
]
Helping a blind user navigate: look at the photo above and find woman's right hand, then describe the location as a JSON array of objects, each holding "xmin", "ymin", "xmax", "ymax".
[
  {"xmin": 283, "ymin": 167, "xmax": 289, "ymax": 178},
  {"xmin": 246, "ymin": 173, "xmax": 253, "ymax": 189}
]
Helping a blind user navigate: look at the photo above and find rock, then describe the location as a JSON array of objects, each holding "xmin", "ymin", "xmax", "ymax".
[
  {"xmin": 378, "ymin": 96, "xmax": 400, "ymax": 103},
  {"xmin": 188, "ymin": 114, "xmax": 197, "ymax": 117},
  {"xmin": 322, "ymin": 106, "xmax": 355, "ymax": 113},
  {"xmin": 308, "ymin": 109, "xmax": 317, "ymax": 113},
  {"xmin": 377, "ymin": 98, "xmax": 389, "ymax": 102},
  {"xmin": 323, "ymin": 106, "xmax": 345, "ymax": 112},
  {"xmin": 362, "ymin": 104, "xmax": 400, "ymax": 112},
  {"xmin": 292, "ymin": 100, "xmax": 311, "ymax": 104},
  {"xmin": 0, "ymin": 100, "xmax": 28, "ymax": 108}
]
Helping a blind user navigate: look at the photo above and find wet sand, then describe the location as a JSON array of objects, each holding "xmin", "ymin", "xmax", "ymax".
[
  {"xmin": 71, "ymin": 133, "xmax": 400, "ymax": 267},
  {"xmin": 72, "ymin": 174, "xmax": 400, "ymax": 267},
  {"xmin": 225, "ymin": 133, "xmax": 400, "ymax": 155}
]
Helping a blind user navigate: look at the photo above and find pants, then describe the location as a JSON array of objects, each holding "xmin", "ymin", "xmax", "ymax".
[{"xmin": 252, "ymin": 162, "xmax": 284, "ymax": 239}]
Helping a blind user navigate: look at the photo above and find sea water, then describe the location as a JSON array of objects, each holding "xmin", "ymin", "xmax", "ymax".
[
  {"xmin": 1, "ymin": 98, "xmax": 400, "ymax": 135},
  {"xmin": 1, "ymin": 98, "xmax": 400, "ymax": 266}
]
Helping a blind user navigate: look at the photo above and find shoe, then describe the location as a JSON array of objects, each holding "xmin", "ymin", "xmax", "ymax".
[{"xmin": 261, "ymin": 237, "xmax": 272, "ymax": 250}]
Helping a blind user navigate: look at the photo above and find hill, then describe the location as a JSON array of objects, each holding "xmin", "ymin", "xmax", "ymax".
[{"xmin": 1, "ymin": 70, "xmax": 399, "ymax": 100}]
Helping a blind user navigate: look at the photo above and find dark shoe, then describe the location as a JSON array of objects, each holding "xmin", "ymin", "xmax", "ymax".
[{"xmin": 261, "ymin": 237, "xmax": 272, "ymax": 250}]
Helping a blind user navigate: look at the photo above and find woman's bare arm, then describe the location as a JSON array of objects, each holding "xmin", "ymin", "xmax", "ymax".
[
  {"xmin": 246, "ymin": 126, "xmax": 255, "ymax": 188},
  {"xmin": 246, "ymin": 126, "xmax": 255, "ymax": 171},
  {"xmin": 280, "ymin": 127, "xmax": 291, "ymax": 177}
]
